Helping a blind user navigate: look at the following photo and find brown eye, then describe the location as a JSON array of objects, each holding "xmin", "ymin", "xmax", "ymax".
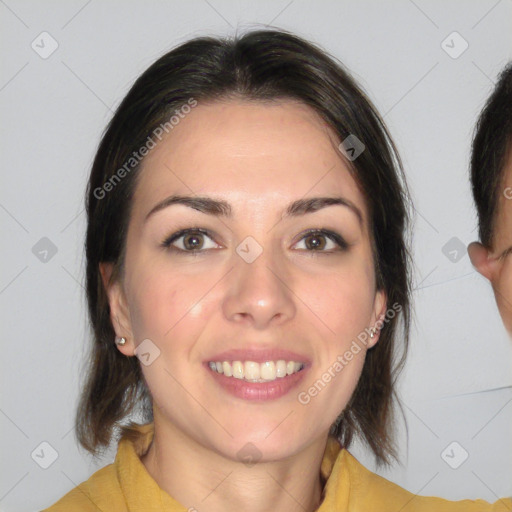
[
  {"xmin": 162, "ymin": 228, "xmax": 219, "ymax": 253},
  {"xmin": 182, "ymin": 232, "xmax": 204, "ymax": 250},
  {"xmin": 303, "ymin": 233, "xmax": 327, "ymax": 250},
  {"xmin": 294, "ymin": 229, "xmax": 348, "ymax": 252}
]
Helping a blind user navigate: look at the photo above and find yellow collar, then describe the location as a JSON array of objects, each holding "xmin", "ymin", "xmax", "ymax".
[{"xmin": 115, "ymin": 422, "xmax": 348, "ymax": 511}]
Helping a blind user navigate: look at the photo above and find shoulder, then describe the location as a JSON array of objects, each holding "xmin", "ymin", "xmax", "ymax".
[
  {"xmin": 340, "ymin": 450, "xmax": 512, "ymax": 511},
  {"xmin": 41, "ymin": 422, "xmax": 159, "ymax": 511},
  {"xmin": 41, "ymin": 462, "xmax": 125, "ymax": 511}
]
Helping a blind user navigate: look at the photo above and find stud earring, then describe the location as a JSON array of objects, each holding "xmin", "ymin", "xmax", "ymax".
[
  {"xmin": 115, "ymin": 336, "xmax": 126, "ymax": 346},
  {"xmin": 369, "ymin": 327, "xmax": 377, "ymax": 339}
]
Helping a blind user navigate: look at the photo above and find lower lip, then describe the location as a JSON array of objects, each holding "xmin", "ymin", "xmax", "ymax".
[{"xmin": 206, "ymin": 365, "xmax": 308, "ymax": 401}]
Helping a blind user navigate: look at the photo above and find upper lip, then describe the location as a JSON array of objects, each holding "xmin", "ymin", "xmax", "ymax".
[{"xmin": 205, "ymin": 348, "xmax": 311, "ymax": 364}]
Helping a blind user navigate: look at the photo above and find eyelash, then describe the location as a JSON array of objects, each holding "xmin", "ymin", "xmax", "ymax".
[{"xmin": 161, "ymin": 227, "xmax": 349, "ymax": 255}]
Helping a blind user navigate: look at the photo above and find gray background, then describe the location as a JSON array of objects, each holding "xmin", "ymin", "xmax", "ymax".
[{"xmin": 1, "ymin": 1, "xmax": 512, "ymax": 510}]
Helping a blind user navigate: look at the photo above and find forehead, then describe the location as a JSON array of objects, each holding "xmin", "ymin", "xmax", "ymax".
[{"xmin": 133, "ymin": 99, "xmax": 367, "ymax": 223}]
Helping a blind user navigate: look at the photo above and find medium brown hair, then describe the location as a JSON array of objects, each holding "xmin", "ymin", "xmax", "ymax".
[{"xmin": 77, "ymin": 28, "xmax": 411, "ymax": 466}]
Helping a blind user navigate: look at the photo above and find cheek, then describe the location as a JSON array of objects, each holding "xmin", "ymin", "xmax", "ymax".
[
  {"xmin": 498, "ymin": 258, "xmax": 512, "ymax": 289},
  {"xmin": 306, "ymin": 264, "xmax": 376, "ymax": 339},
  {"xmin": 299, "ymin": 263, "xmax": 375, "ymax": 396},
  {"xmin": 495, "ymin": 261, "xmax": 512, "ymax": 322},
  {"xmin": 126, "ymin": 251, "xmax": 376, "ymax": 347},
  {"xmin": 125, "ymin": 263, "xmax": 212, "ymax": 344}
]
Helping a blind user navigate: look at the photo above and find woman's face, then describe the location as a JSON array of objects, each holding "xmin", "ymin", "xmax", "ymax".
[
  {"xmin": 104, "ymin": 99, "xmax": 386, "ymax": 461},
  {"xmin": 490, "ymin": 160, "xmax": 512, "ymax": 334},
  {"xmin": 469, "ymin": 155, "xmax": 512, "ymax": 336}
]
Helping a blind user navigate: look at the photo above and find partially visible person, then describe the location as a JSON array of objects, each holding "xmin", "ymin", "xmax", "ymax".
[{"xmin": 468, "ymin": 63, "xmax": 512, "ymax": 336}]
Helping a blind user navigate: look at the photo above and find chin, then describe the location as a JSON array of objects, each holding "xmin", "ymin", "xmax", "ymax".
[{"xmin": 207, "ymin": 423, "xmax": 302, "ymax": 461}]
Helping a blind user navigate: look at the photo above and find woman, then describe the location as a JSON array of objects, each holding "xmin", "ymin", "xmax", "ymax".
[{"xmin": 43, "ymin": 29, "xmax": 511, "ymax": 511}]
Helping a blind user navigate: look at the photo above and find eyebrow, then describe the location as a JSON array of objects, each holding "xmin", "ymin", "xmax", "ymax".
[{"xmin": 144, "ymin": 195, "xmax": 363, "ymax": 226}]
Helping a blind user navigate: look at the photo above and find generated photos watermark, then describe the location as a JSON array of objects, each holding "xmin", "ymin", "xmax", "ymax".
[
  {"xmin": 297, "ymin": 302, "xmax": 402, "ymax": 405},
  {"xmin": 93, "ymin": 97, "xmax": 198, "ymax": 200}
]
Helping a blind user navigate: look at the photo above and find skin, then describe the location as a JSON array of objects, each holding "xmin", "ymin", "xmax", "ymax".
[
  {"xmin": 469, "ymin": 152, "xmax": 512, "ymax": 336},
  {"xmin": 101, "ymin": 99, "xmax": 387, "ymax": 512}
]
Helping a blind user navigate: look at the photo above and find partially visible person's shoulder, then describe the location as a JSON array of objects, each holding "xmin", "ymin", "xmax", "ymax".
[
  {"xmin": 41, "ymin": 462, "xmax": 125, "ymax": 511},
  {"xmin": 340, "ymin": 450, "xmax": 512, "ymax": 511}
]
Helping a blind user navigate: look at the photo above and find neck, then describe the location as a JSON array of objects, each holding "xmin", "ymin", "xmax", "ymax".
[{"xmin": 140, "ymin": 420, "xmax": 329, "ymax": 512}]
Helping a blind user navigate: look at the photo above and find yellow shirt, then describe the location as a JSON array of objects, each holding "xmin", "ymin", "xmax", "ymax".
[{"xmin": 43, "ymin": 423, "xmax": 511, "ymax": 511}]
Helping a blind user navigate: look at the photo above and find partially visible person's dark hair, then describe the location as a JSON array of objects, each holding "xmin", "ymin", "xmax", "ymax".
[
  {"xmin": 77, "ymin": 28, "xmax": 412, "ymax": 466},
  {"xmin": 470, "ymin": 62, "xmax": 512, "ymax": 248}
]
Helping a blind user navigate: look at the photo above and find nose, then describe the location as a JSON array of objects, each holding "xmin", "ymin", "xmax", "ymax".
[{"xmin": 222, "ymin": 246, "xmax": 296, "ymax": 329}]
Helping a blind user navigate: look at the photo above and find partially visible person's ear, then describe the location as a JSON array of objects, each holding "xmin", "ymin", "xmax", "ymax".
[
  {"xmin": 99, "ymin": 262, "xmax": 136, "ymax": 356},
  {"xmin": 468, "ymin": 241, "xmax": 495, "ymax": 281},
  {"xmin": 368, "ymin": 289, "xmax": 387, "ymax": 349}
]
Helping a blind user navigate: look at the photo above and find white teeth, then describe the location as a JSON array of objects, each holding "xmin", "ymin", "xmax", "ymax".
[
  {"xmin": 244, "ymin": 361, "xmax": 260, "ymax": 380},
  {"xmin": 260, "ymin": 361, "xmax": 276, "ymax": 381},
  {"xmin": 276, "ymin": 360, "xmax": 287, "ymax": 378},
  {"xmin": 222, "ymin": 361, "xmax": 232, "ymax": 377},
  {"xmin": 232, "ymin": 361, "xmax": 244, "ymax": 379},
  {"xmin": 208, "ymin": 360, "xmax": 304, "ymax": 382}
]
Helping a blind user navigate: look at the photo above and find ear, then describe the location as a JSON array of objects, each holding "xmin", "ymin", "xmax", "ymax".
[
  {"xmin": 468, "ymin": 241, "xmax": 495, "ymax": 281},
  {"xmin": 99, "ymin": 262, "xmax": 136, "ymax": 356},
  {"xmin": 368, "ymin": 288, "xmax": 387, "ymax": 349}
]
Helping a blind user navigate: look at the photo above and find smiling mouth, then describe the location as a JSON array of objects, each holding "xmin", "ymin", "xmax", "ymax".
[{"xmin": 208, "ymin": 360, "xmax": 305, "ymax": 383}]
